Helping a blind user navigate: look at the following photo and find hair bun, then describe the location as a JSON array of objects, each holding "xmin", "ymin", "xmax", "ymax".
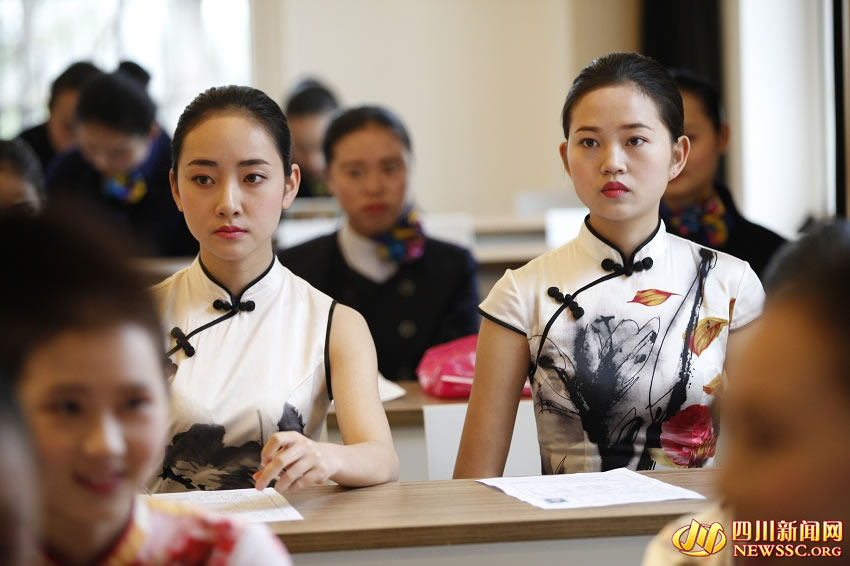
[{"xmin": 117, "ymin": 60, "xmax": 151, "ymax": 89}]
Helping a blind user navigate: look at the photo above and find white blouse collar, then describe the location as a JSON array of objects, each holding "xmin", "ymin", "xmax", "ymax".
[
  {"xmin": 188, "ymin": 253, "xmax": 283, "ymax": 308},
  {"xmin": 577, "ymin": 215, "xmax": 668, "ymax": 267},
  {"xmin": 337, "ymin": 221, "xmax": 399, "ymax": 284}
]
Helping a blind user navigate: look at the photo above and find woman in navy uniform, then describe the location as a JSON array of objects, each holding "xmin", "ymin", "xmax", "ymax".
[{"xmin": 279, "ymin": 106, "xmax": 480, "ymax": 381}]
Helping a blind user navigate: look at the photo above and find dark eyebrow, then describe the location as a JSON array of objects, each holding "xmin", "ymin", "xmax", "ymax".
[
  {"xmin": 186, "ymin": 159, "xmax": 217, "ymax": 167},
  {"xmin": 185, "ymin": 158, "xmax": 272, "ymax": 167},
  {"xmin": 573, "ymin": 123, "xmax": 654, "ymax": 134},
  {"xmin": 622, "ymin": 122, "xmax": 653, "ymax": 131}
]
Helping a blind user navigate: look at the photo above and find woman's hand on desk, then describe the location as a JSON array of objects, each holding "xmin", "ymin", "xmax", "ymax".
[{"xmin": 254, "ymin": 432, "xmax": 340, "ymax": 492}]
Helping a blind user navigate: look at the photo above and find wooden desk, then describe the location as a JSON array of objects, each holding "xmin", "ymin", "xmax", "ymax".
[{"xmin": 274, "ymin": 469, "xmax": 715, "ymax": 563}]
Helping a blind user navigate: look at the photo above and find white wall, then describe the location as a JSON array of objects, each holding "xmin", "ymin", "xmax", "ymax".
[
  {"xmin": 250, "ymin": 0, "xmax": 640, "ymax": 217},
  {"xmin": 723, "ymin": 0, "xmax": 836, "ymax": 238}
]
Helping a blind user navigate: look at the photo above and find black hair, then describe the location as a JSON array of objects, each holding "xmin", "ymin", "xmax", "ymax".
[
  {"xmin": 668, "ymin": 68, "xmax": 723, "ymax": 132},
  {"xmin": 172, "ymin": 85, "xmax": 293, "ymax": 176},
  {"xmin": 285, "ymin": 79, "xmax": 338, "ymax": 116},
  {"xmin": 75, "ymin": 72, "xmax": 156, "ymax": 136},
  {"xmin": 323, "ymin": 105, "xmax": 412, "ymax": 166},
  {"xmin": 116, "ymin": 60, "xmax": 151, "ymax": 89},
  {"xmin": 0, "ymin": 139, "xmax": 45, "ymax": 195},
  {"xmin": 763, "ymin": 221, "xmax": 850, "ymax": 381},
  {"xmin": 561, "ymin": 52, "xmax": 684, "ymax": 141},
  {"xmin": 48, "ymin": 61, "xmax": 102, "ymax": 109},
  {"xmin": 0, "ymin": 202, "xmax": 164, "ymax": 379}
]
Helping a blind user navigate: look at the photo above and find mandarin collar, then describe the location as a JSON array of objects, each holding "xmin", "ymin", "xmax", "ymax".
[
  {"xmin": 577, "ymin": 215, "xmax": 667, "ymax": 267},
  {"xmin": 188, "ymin": 253, "xmax": 282, "ymax": 308}
]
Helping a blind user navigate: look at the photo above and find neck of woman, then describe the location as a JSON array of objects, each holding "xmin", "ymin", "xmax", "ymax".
[
  {"xmin": 662, "ymin": 180, "xmax": 716, "ymax": 210},
  {"xmin": 200, "ymin": 244, "xmax": 274, "ymax": 297},
  {"xmin": 43, "ymin": 505, "xmax": 130, "ymax": 566},
  {"xmin": 588, "ymin": 211, "xmax": 659, "ymax": 258}
]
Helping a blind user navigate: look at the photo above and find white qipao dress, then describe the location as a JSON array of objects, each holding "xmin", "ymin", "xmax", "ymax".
[
  {"xmin": 479, "ymin": 218, "xmax": 764, "ymax": 474},
  {"xmin": 148, "ymin": 256, "xmax": 336, "ymax": 493}
]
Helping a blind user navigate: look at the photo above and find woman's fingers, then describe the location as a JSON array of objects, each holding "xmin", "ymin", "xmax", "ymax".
[
  {"xmin": 254, "ymin": 434, "xmax": 307, "ymax": 490},
  {"xmin": 259, "ymin": 430, "xmax": 300, "ymax": 466},
  {"xmin": 273, "ymin": 453, "xmax": 316, "ymax": 492},
  {"xmin": 255, "ymin": 431, "xmax": 333, "ymax": 491}
]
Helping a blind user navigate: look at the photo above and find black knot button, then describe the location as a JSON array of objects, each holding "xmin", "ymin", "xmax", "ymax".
[
  {"xmin": 213, "ymin": 299, "xmax": 255, "ymax": 312},
  {"xmin": 602, "ymin": 256, "xmax": 654, "ymax": 276},
  {"xmin": 170, "ymin": 327, "xmax": 195, "ymax": 357},
  {"xmin": 569, "ymin": 303, "xmax": 584, "ymax": 319},
  {"xmin": 547, "ymin": 286, "xmax": 565, "ymax": 302},
  {"xmin": 548, "ymin": 286, "xmax": 584, "ymax": 320}
]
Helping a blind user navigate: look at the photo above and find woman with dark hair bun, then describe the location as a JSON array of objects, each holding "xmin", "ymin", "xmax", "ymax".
[
  {"xmin": 152, "ymin": 85, "xmax": 398, "ymax": 494},
  {"xmin": 46, "ymin": 63, "xmax": 197, "ymax": 257},
  {"xmin": 279, "ymin": 105, "xmax": 481, "ymax": 382},
  {"xmin": 456, "ymin": 52, "xmax": 764, "ymax": 478}
]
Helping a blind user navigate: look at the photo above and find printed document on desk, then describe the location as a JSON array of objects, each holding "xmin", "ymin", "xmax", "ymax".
[
  {"xmin": 149, "ymin": 488, "xmax": 304, "ymax": 522},
  {"xmin": 478, "ymin": 468, "xmax": 705, "ymax": 510}
]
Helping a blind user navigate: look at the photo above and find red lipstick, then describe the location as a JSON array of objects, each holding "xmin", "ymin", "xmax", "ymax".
[
  {"xmin": 601, "ymin": 181, "xmax": 629, "ymax": 198},
  {"xmin": 214, "ymin": 225, "xmax": 247, "ymax": 240}
]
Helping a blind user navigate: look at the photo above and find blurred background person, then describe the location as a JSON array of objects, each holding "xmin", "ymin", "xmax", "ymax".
[
  {"xmin": 0, "ymin": 139, "xmax": 45, "ymax": 216},
  {"xmin": 284, "ymin": 78, "xmax": 339, "ymax": 198},
  {"xmin": 662, "ymin": 69, "xmax": 786, "ymax": 279},
  {"xmin": 46, "ymin": 62, "xmax": 197, "ymax": 257},
  {"xmin": 279, "ymin": 105, "xmax": 480, "ymax": 381},
  {"xmin": 16, "ymin": 61, "xmax": 102, "ymax": 174}
]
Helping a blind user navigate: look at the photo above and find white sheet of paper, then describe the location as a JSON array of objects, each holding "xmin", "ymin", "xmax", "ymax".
[
  {"xmin": 377, "ymin": 374, "xmax": 407, "ymax": 402},
  {"xmin": 478, "ymin": 467, "xmax": 705, "ymax": 510},
  {"xmin": 149, "ymin": 488, "xmax": 303, "ymax": 522}
]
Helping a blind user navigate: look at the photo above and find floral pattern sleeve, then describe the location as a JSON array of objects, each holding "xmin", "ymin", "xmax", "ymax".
[{"xmin": 729, "ymin": 263, "xmax": 764, "ymax": 330}]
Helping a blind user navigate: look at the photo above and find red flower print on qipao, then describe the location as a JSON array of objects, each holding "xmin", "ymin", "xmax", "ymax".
[{"xmin": 660, "ymin": 404, "xmax": 717, "ymax": 467}]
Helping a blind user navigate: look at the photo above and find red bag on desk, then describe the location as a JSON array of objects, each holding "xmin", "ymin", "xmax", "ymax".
[{"xmin": 416, "ymin": 334, "xmax": 532, "ymax": 398}]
